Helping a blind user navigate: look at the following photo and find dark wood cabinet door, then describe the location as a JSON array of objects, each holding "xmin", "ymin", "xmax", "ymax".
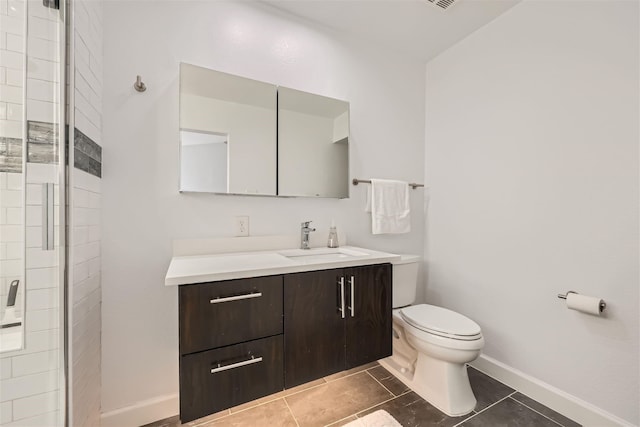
[
  {"xmin": 344, "ymin": 264, "xmax": 392, "ymax": 369},
  {"xmin": 180, "ymin": 335, "xmax": 284, "ymax": 423},
  {"xmin": 179, "ymin": 275, "xmax": 283, "ymax": 355},
  {"xmin": 283, "ymin": 269, "xmax": 346, "ymax": 388}
]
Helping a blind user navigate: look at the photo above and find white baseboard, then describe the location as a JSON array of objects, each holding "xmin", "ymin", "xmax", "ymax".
[
  {"xmin": 100, "ymin": 393, "xmax": 178, "ymax": 427},
  {"xmin": 470, "ymin": 355, "xmax": 636, "ymax": 427}
]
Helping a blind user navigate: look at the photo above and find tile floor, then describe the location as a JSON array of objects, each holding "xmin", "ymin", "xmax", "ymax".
[{"xmin": 145, "ymin": 363, "xmax": 581, "ymax": 427}]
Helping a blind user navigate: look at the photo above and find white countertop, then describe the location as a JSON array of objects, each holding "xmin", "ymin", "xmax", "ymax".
[{"xmin": 165, "ymin": 245, "xmax": 400, "ymax": 286}]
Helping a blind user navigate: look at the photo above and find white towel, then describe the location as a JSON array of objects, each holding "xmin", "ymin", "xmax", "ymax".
[{"xmin": 370, "ymin": 179, "xmax": 410, "ymax": 234}]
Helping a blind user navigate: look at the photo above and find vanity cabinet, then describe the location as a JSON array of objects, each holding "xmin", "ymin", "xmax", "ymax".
[
  {"xmin": 179, "ymin": 276, "xmax": 284, "ymax": 422},
  {"xmin": 283, "ymin": 264, "xmax": 392, "ymax": 388},
  {"xmin": 178, "ymin": 263, "xmax": 392, "ymax": 422}
]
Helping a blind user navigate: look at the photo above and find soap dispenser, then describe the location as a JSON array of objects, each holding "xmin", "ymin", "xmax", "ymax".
[{"xmin": 327, "ymin": 221, "xmax": 339, "ymax": 248}]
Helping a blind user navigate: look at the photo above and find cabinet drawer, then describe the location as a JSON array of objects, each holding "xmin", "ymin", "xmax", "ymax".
[
  {"xmin": 180, "ymin": 335, "xmax": 284, "ymax": 423},
  {"xmin": 179, "ymin": 275, "xmax": 283, "ymax": 355}
]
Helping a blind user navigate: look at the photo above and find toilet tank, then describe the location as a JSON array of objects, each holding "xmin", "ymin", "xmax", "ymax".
[{"xmin": 392, "ymin": 254, "xmax": 421, "ymax": 308}]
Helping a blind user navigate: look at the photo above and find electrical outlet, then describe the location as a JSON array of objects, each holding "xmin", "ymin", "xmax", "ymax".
[{"xmin": 234, "ymin": 216, "xmax": 249, "ymax": 237}]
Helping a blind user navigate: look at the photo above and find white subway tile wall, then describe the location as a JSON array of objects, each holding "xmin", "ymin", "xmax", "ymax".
[
  {"xmin": 73, "ymin": 0, "xmax": 101, "ymax": 144},
  {"xmin": 0, "ymin": 0, "xmax": 65, "ymax": 424},
  {"xmin": 0, "ymin": 0, "xmax": 27, "ymax": 425},
  {"xmin": 2, "ymin": 0, "xmax": 103, "ymax": 422},
  {"xmin": 69, "ymin": 168, "xmax": 101, "ymax": 427},
  {"xmin": 0, "ymin": 0, "xmax": 24, "ymax": 141},
  {"xmin": 0, "ymin": 172, "xmax": 23, "ymax": 318},
  {"xmin": 69, "ymin": 0, "xmax": 102, "ymax": 425},
  {"xmin": 1, "ymin": 163, "xmax": 63, "ymax": 425}
]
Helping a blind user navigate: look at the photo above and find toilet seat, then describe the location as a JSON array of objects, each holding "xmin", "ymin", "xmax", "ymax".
[{"xmin": 400, "ymin": 304, "xmax": 482, "ymax": 341}]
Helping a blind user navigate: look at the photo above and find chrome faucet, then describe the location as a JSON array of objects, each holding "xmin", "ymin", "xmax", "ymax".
[{"xmin": 300, "ymin": 221, "xmax": 316, "ymax": 250}]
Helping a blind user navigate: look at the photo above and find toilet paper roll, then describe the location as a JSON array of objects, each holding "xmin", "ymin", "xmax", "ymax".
[{"xmin": 566, "ymin": 293, "xmax": 604, "ymax": 316}]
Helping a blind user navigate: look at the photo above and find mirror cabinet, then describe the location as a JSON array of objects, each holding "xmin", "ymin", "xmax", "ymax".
[{"xmin": 179, "ymin": 63, "xmax": 349, "ymax": 199}]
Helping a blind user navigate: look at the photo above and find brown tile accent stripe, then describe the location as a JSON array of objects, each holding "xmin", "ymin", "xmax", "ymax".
[
  {"xmin": 74, "ymin": 127, "xmax": 101, "ymax": 178},
  {"xmin": 0, "ymin": 137, "xmax": 23, "ymax": 173}
]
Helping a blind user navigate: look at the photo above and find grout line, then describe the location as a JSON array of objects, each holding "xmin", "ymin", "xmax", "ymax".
[
  {"xmin": 281, "ymin": 378, "xmax": 328, "ymax": 399},
  {"xmin": 324, "ymin": 365, "xmax": 378, "ymax": 385},
  {"xmin": 214, "ymin": 380, "xmax": 330, "ymax": 419},
  {"xmin": 199, "ymin": 368, "xmax": 377, "ymax": 423},
  {"xmin": 187, "ymin": 410, "xmax": 230, "ymax": 427},
  {"xmin": 197, "ymin": 399, "xmax": 281, "ymax": 423},
  {"xmin": 452, "ymin": 392, "xmax": 516, "ymax": 427},
  {"xmin": 331, "ymin": 391, "xmax": 409, "ymax": 426},
  {"xmin": 283, "ymin": 397, "xmax": 301, "ymax": 427},
  {"xmin": 323, "ymin": 415, "xmax": 355, "ymax": 427},
  {"xmin": 508, "ymin": 396, "xmax": 567, "ymax": 427},
  {"xmin": 364, "ymin": 369, "xmax": 395, "ymax": 397}
]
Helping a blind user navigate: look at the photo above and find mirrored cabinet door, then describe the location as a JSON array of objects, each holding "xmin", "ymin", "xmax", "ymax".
[
  {"xmin": 278, "ymin": 87, "xmax": 349, "ymax": 198},
  {"xmin": 179, "ymin": 64, "xmax": 277, "ymax": 195}
]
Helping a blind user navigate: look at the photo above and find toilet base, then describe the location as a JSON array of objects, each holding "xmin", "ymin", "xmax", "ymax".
[{"xmin": 380, "ymin": 354, "xmax": 477, "ymax": 417}]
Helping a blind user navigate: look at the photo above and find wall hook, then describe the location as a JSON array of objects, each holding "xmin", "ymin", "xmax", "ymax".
[{"xmin": 134, "ymin": 75, "xmax": 146, "ymax": 92}]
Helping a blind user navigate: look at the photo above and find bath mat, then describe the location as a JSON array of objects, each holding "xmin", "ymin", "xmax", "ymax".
[{"xmin": 343, "ymin": 410, "xmax": 403, "ymax": 427}]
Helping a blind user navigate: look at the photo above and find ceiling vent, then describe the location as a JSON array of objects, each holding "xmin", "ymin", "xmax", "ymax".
[{"xmin": 425, "ymin": 0, "xmax": 457, "ymax": 11}]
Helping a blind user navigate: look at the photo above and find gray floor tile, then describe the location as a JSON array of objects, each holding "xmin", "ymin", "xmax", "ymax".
[
  {"xmin": 325, "ymin": 415, "xmax": 358, "ymax": 427},
  {"xmin": 205, "ymin": 399, "xmax": 297, "ymax": 426},
  {"xmin": 468, "ymin": 367, "xmax": 515, "ymax": 411},
  {"xmin": 286, "ymin": 371, "xmax": 393, "ymax": 427},
  {"xmin": 147, "ymin": 366, "xmax": 580, "ymax": 427},
  {"xmin": 141, "ymin": 415, "xmax": 180, "ymax": 427},
  {"xmin": 357, "ymin": 391, "xmax": 469, "ymax": 427},
  {"xmin": 367, "ymin": 366, "xmax": 411, "ymax": 396},
  {"xmin": 461, "ymin": 398, "xmax": 559, "ymax": 427},
  {"xmin": 324, "ymin": 361, "xmax": 379, "ymax": 383},
  {"xmin": 511, "ymin": 393, "xmax": 581, "ymax": 427},
  {"xmin": 229, "ymin": 378, "xmax": 326, "ymax": 413}
]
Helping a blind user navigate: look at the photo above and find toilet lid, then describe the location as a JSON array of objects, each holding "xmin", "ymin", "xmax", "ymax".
[{"xmin": 400, "ymin": 304, "xmax": 482, "ymax": 340}]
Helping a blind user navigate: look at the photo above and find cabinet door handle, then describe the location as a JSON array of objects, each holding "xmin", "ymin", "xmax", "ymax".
[
  {"xmin": 210, "ymin": 292, "xmax": 262, "ymax": 304},
  {"xmin": 210, "ymin": 355, "xmax": 263, "ymax": 374},
  {"xmin": 348, "ymin": 275, "xmax": 355, "ymax": 317},
  {"xmin": 338, "ymin": 277, "xmax": 345, "ymax": 319}
]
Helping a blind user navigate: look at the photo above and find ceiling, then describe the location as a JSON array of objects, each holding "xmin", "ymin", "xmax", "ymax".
[{"xmin": 261, "ymin": 0, "xmax": 522, "ymax": 62}]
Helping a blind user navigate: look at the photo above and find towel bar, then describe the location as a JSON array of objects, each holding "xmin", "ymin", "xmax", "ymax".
[{"xmin": 352, "ymin": 178, "xmax": 424, "ymax": 189}]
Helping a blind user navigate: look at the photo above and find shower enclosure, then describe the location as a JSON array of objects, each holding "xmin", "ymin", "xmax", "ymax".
[{"xmin": 0, "ymin": 0, "xmax": 67, "ymax": 424}]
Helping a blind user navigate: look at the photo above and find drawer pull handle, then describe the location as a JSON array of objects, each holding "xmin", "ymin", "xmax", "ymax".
[
  {"xmin": 210, "ymin": 355, "xmax": 263, "ymax": 374},
  {"xmin": 210, "ymin": 292, "xmax": 262, "ymax": 304}
]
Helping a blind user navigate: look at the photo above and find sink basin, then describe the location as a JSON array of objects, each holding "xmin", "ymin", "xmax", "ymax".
[{"xmin": 278, "ymin": 247, "xmax": 369, "ymax": 263}]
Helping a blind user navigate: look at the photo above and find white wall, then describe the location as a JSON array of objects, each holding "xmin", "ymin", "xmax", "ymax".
[
  {"xmin": 424, "ymin": 0, "xmax": 638, "ymax": 424},
  {"xmin": 102, "ymin": 1, "xmax": 425, "ymax": 424}
]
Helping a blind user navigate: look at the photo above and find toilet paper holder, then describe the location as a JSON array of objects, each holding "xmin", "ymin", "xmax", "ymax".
[{"xmin": 557, "ymin": 291, "xmax": 607, "ymax": 312}]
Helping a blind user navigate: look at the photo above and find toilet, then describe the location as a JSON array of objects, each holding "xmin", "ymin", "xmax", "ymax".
[{"xmin": 379, "ymin": 255, "xmax": 485, "ymax": 417}]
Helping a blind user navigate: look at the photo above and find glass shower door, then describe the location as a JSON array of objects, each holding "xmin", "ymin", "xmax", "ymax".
[{"xmin": 0, "ymin": 0, "xmax": 66, "ymax": 425}]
